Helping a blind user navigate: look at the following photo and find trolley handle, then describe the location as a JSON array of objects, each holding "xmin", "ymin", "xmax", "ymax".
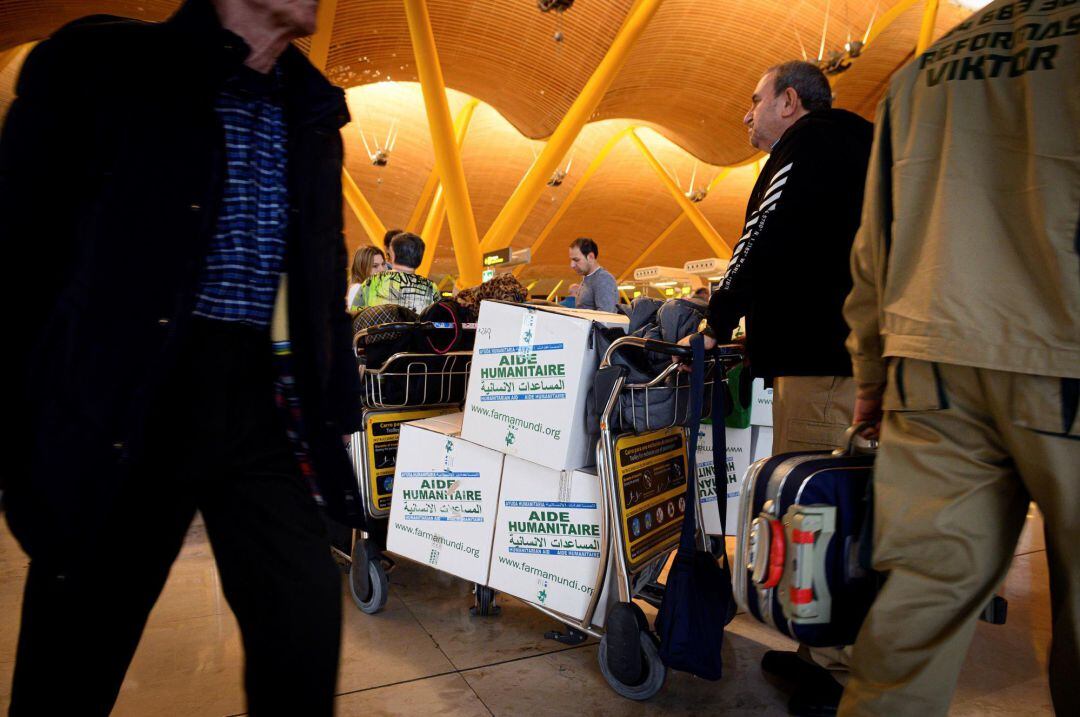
[
  {"xmin": 355, "ymin": 321, "xmax": 436, "ymax": 340},
  {"xmin": 600, "ymin": 335, "xmax": 743, "ymax": 369},
  {"xmin": 353, "ymin": 321, "xmax": 435, "ymax": 355}
]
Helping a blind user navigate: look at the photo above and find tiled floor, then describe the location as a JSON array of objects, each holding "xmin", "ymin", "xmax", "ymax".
[{"xmin": 0, "ymin": 507, "xmax": 1053, "ymax": 716}]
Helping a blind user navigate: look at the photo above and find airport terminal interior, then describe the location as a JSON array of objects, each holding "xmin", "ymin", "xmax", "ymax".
[{"xmin": 0, "ymin": 0, "xmax": 1068, "ymax": 715}]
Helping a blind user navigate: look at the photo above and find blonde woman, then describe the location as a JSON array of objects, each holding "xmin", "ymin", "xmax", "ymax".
[{"xmin": 346, "ymin": 245, "xmax": 386, "ymax": 312}]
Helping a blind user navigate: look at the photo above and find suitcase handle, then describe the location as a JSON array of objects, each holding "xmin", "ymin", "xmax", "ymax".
[{"xmin": 833, "ymin": 422, "xmax": 879, "ymax": 457}]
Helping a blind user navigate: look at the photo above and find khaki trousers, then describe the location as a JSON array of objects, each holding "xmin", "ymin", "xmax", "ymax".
[
  {"xmin": 839, "ymin": 360, "xmax": 1080, "ymax": 717},
  {"xmin": 772, "ymin": 375, "xmax": 857, "ymax": 454},
  {"xmin": 772, "ymin": 375, "xmax": 857, "ymax": 679}
]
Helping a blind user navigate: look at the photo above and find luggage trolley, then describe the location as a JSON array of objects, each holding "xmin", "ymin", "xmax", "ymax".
[
  {"xmin": 521, "ymin": 335, "xmax": 742, "ymax": 700},
  {"xmin": 332, "ymin": 321, "xmax": 498, "ymax": 614}
]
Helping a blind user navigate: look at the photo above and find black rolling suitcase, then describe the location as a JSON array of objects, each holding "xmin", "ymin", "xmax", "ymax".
[
  {"xmin": 733, "ymin": 426, "xmax": 1009, "ymax": 647},
  {"xmin": 733, "ymin": 426, "xmax": 878, "ymax": 647}
]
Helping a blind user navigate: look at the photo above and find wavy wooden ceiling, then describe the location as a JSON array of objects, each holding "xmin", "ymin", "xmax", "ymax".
[{"xmin": 0, "ymin": 0, "xmax": 972, "ymax": 290}]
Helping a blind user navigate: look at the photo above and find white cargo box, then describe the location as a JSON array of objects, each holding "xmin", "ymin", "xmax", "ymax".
[
  {"xmin": 750, "ymin": 378, "xmax": 774, "ymax": 426},
  {"xmin": 751, "ymin": 425, "xmax": 774, "ymax": 463},
  {"xmin": 488, "ymin": 457, "xmax": 611, "ymax": 627},
  {"xmin": 695, "ymin": 422, "xmax": 751, "ymax": 536},
  {"xmin": 387, "ymin": 413, "xmax": 503, "ymax": 586},
  {"xmin": 462, "ymin": 301, "xmax": 627, "ymax": 471}
]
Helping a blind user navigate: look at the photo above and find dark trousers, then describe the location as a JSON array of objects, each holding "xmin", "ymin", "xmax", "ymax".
[{"xmin": 10, "ymin": 319, "xmax": 341, "ymax": 716}]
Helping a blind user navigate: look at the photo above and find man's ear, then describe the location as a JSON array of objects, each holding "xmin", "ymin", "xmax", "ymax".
[{"xmin": 781, "ymin": 87, "xmax": 801, "ymax": 118}]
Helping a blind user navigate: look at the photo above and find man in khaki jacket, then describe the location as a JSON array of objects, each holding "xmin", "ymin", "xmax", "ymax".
[{"xmin": 839, "ymin": 1, "xmax": 1079, "ymax": 715}]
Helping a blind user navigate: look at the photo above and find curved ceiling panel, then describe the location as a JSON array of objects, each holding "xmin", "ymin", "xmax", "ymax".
[
  {"xmin": 0, "ymin": 1, "xmax": 974, "ymax": 165},
  {"xmin": 1, "ymin": 0, "xmax": 975, "ymax": 292}
]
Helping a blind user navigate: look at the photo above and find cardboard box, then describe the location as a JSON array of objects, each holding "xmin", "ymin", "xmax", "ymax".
[
  {"xmin": 750, "ymin": 378, "xmax": 774, "ymax": 426},
  {"xmin": 387, "ymin": 413, "xmax": 503, "ymax": 585},
  {"xmin": 751, "ymin": 425, "xmax": 774, "ymax": 463},
  {"xmin": 488, "ymin": 457, "xmax": 611, "ymax": 627},
  {"xmin": 461, "ymin": 301, "xmax": 627, "ymax": 471},
  {"xmin": 695, "ymin": 422, "xmax": 751, "ymax": 536}
]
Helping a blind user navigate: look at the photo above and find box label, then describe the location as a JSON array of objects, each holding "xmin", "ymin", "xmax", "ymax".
[
  {"xmin": 477, "ymin": 348, "xmax": 568, "ymax": 402},
  {"xmin": 505, "ymin": 501, "xmax": 601, "ymax": 558},
  {"xmin": 399, "ymin": 473, "xmax": 486, "ymax": 522}
]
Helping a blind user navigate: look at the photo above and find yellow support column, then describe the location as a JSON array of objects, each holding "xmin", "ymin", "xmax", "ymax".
[
  {"xmin": 545, "ymin": 280, "xmax": 565, "ymax": 303},
  {"xmin": 512, "ymin": 128, "xmax": 632, "ymax": 278},
  {"xmin": 629, "ymin": 131, "xmax": 731, "ymax": 258},
  {"xmin": 406, "ymin": 101, "xmax": 479, "ymax": 234},
  {"xmin": 618, "ymin": 214, "xmax": 686, "ymax": 281},
  {"xmin": 406, "ymin": 172, "xmax": 440, "ymax": 234},
  {"xmin": 916, "ymin": 0, "xmax": 941, "ymax": 55},
  {"xmin": 404, "ymin": 0, "xmax": 483, "ymax": 287},
  {"xmin": 481, "ymin": 0, "xmax": 667, "ymax": 253},
  {"xmin": 418, "ymin": 100, "xmax": 478, "ymax": 276},
  {"xmin": 307, "ymin": 0, "xmax": 339, "ymax": 72},
  {"xmin": 418, "ymin": 186, "xmax": 447, "ymax": 273},
  {"xmin": 342, "ymin": 169, "xmax": 388, "ymax": 247}
]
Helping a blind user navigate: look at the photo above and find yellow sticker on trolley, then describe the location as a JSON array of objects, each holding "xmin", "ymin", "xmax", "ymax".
[
  {"xmin": 365, "ymin": 408, "xmax": 455, "ymax": 513},
  {"xmin": 613, "ymin": 427, "xmax": 689, "ymax": 571}
]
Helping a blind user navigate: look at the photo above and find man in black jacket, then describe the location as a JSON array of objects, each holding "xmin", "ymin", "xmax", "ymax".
[
  {"xmin": 0, "ymin": 1, "xmax": 363, "ymax": 714},
  {"xmin": 686, "ymin": 61, "xmax": 873, "ymax": 715}
]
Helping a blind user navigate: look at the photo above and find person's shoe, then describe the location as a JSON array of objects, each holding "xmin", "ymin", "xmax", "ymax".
[
  {"xmin": 760, "ymin": 650, "xmax": 828, "ymax": 693},
  {"xmin": 787, "ymin": 682, "xmax": 842, "ymax": 717},
  {"xmin": 760, "ymin": 650, "xmax": 842, "ymax": 716}
]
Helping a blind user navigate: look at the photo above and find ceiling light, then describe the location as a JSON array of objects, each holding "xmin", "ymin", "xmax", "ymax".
[{"xmin": 537, "ymin": 0, "xmax": 574, "ymax": 12}]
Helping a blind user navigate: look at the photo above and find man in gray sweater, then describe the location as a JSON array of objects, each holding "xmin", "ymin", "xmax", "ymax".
[{"xmin": 568, "ymin": 237, "xmax": 617, "ymax": 313}]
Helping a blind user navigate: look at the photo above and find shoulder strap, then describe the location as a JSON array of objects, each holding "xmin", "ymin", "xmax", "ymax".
[
  {"xmin": 679, "ymin": 333, "xmax": 706, "ymax": 552},
  {"xmin": 713, "ymin": 359, "xmax": 728, "ymax": 539}
]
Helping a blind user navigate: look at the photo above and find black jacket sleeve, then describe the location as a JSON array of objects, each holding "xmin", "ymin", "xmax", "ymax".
[
  {"xmin": 1, "ymin": 38, "xmax": 82, "ymax": 351},
  {"xmin": 0, "ymin": 35, "xmax": 85, "ymax": 489},
  {"xmin": 324, "ymin": 134, "xmax": 365, "ymax": 434}
]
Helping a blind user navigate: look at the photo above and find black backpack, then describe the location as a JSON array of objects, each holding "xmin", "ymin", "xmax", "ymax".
[
  {"xmin": 414, "ymin": 299, "xmax": 475, "ymax": 354},
  {"xmin": 588, "ymin": 296, "xmax": 711, "ymax": 434}
]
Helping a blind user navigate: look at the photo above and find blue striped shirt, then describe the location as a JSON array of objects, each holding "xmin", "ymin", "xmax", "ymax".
[{"xmin": 193, "ymin": 66, "xmax": 289, "ymax": 328}]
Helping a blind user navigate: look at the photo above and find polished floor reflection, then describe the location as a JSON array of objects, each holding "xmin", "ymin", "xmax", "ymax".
[{"xmin": 0, "ymin": 508, "xmax": 1052, "ymax": 715}]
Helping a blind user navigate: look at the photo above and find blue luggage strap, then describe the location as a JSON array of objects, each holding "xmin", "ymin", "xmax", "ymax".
[{"xmin": 679, "ymin": 334, "xmax": 728, "ymax": 551}]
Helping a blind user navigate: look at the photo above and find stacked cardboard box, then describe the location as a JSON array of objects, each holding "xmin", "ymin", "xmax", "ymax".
[
  {"xmin": 695, "ymin": 421, "xmax": 751, "ymax": 537},
  {"xmin": 387, "ymin": 413, "xmax": 503, "ymax": 585},
  {"xmin": 388, "ymin": 302, "xmax": 627, "ymax": 624},
  {"xmin": 750, "ymin": 378, "xmax": 774, "ymax": 463},
  {"xmin": 487, "ymin": 457, "xmax": 612, "ymax": 626}
]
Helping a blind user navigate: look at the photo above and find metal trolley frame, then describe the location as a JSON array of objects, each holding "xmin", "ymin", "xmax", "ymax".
[
  {"xmin": 332, "ymin": 322, "xmax": 497, "ymax": 615},
  {"xmin": 518, "ymin": 335, "xmax": 743, "ymax": 700}
]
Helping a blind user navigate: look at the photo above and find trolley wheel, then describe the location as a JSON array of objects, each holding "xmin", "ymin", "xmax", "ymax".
[
  {"xmin": 599, "ymin": 631, "xmax": 666, "ymax": 701},
  {"xmin": 598, "ymin": 602, "xmax": 666, "ymax": 701},
  {"xmin": 348, "ymin": 540, "xmax": 389, "ymax": 615},
  {"xmin": 471, "ymin": 585, "xmax": 500, "ymax": 617}
]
